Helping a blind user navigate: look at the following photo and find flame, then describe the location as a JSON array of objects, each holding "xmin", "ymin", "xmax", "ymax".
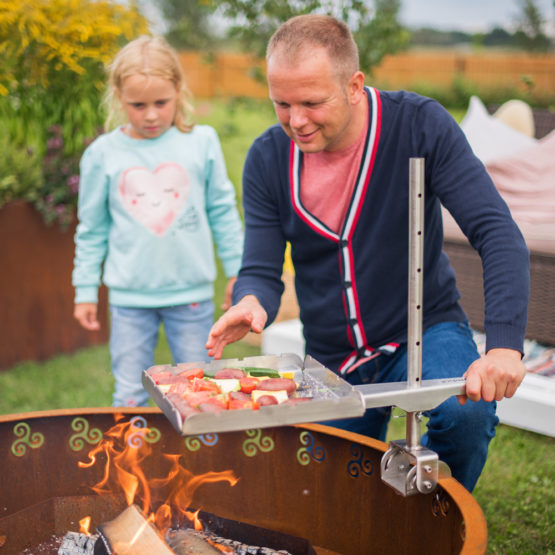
[
  {"xmin": 78, "ymin": 414, "xmax": 239, "ymax": 536},
  {"xmin": 183, "ymin": 508, "xmax": 203, "ymax": 531},
  {"xmin": 79, "ymin": 516, "xmax": 92, "ymax": 535}
]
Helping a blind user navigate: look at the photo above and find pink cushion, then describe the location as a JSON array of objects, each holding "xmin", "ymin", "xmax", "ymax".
[{"xmin": 443, "ymin": 130, "xmax": 555, "ymax": 256}]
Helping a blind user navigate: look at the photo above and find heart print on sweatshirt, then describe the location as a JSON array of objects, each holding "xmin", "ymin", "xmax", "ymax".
[{"xmin": 119, "ymin": 163, "xmax": 189, "ymax": 236}]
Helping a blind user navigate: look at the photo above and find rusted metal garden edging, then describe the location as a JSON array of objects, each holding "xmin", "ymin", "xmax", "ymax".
[{"xmin": 0, "ymin": 201, "xmax": 109, "ymax": 370}]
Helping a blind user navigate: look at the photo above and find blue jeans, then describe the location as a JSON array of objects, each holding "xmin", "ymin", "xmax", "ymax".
[
  {"xmin": 109, "ymin": 301, "xmax": 214, "ymax": 407},
  {"xmin": 324, "ymin": 322, "xmax": 498, "ymax": 491}
]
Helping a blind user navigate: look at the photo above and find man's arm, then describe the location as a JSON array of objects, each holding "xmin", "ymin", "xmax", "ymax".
[
  {"xmin": 415, "ymin": 100, "xmax": 530, "ymax": 403},
  {"xmin": 458, "ymin": 348, "xmax": 526, "ymax": 405},
  {"xmin": 205, "ymin": 295, "xmax": 268, "ymax": 359}
]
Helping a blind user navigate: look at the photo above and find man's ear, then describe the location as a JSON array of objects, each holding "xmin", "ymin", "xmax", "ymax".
[{"xmin": 348, "ymin": 71, "xmax": 365, "ymax": 104}]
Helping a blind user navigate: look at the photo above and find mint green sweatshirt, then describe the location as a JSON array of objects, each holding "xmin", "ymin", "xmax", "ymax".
[{"xmin": 72, "ymin": 125, "xmax": 243, "ymax": 307}]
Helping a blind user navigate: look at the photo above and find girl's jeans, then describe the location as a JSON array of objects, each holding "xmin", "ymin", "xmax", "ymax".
[
  {"xmin": 324, "ymin": 321, "xmax": 499, "ymax": 492},
  {"xmin": 109, "ymin": 301, "xmax": 214, "ymax": 408}
]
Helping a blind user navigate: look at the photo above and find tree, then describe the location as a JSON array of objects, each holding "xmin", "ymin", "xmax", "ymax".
[
  {"xmin": 153, "ymin": 0, "xmax": 223, "ymax": 50},
  {"xmin": 514, "ymin": 0, "xmax": 552, "ymax": 52},
  {"xmin": 211, "ymin": 0, "xmax": 410, "ymax": 75},
  {"xmin": 482, "ymin": 27, "xmax": 515, "ymax": 48}
]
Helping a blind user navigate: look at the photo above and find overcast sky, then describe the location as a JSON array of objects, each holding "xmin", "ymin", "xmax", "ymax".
[
  {"xmin": 143, "ymin": 0, "xmax": 555, "ymax": 37},
  {"xmin": 399, "ymin": 0, "xmax": 555, "ymax": 34}
]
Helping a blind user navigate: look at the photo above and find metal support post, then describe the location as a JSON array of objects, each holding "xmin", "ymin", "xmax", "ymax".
[{"xmin": 380, "ymin": 158, "xmax": 448, "ymax": 496}]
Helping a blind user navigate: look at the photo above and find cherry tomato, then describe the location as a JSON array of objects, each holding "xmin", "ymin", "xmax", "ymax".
[
  {"xmin": 239, "ymin": 377, "xmax": 259, "ymax": 394},
  {"xmin": 229, "ymin": 398, "xmax": 258, "ymax": 411},
  {"xmin": 204, "ymin": 394, "xmax": 229, "ymax": 409},
  {"xmin": 191, "ymin": 377, "xmax": 220, "ymax": 393},
  {"xmin": 178, "ymin": 367, "xmax": 204, "ymax": 380}
]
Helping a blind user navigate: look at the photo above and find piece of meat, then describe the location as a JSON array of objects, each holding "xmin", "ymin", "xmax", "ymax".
[
  {"xmin": 255, "ymin": 377, "xmax": 297, "ymax": 396},
  {"xmin": 166, "ymin": 393, "xmax": 200, "ymax": 419},
  {"xmin": 229, "ymin": 391, "xmax": 252, "ymax": 402},
  {"xmin": 256, "ymin": 395, "xmax": 279, "ymax": 406},
  {"xmin": 214, "ymin": 368, "xmax": 246, "ymax": 379}
]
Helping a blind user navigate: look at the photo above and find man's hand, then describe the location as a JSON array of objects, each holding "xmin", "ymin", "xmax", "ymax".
[
  {"xmin": 74, "ymin": 302, "xmax": 100, "ymax": 331},
  {"xmin": 206, "ymin": 295, "xmax": 268, "ymax": 359},
  {"xmin": 458, "ymin": 348, "xmax": 526, "ymax": 405},
  {"xmin": 221, "ymin": 276, "xmax": 237, "ymax": 311}
]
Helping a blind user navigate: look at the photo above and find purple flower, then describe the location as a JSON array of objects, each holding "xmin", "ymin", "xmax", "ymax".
[
  {"xmin": 67, "ymin": 175, "xmax": 80, "ymax": 194},
  {"xmin": 47, "ymin": 136, "xmax": 63, "ymax": 150}
]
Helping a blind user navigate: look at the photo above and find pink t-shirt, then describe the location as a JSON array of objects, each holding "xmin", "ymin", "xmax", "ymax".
[{"xmin": 300, "ymin": 117, "xmax": 369, "ymax": 234}]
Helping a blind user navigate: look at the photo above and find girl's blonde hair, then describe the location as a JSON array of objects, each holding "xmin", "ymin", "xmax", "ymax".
[{"xmin": 104, "ymin": 35, "xmax": 195, "ymax": 133}]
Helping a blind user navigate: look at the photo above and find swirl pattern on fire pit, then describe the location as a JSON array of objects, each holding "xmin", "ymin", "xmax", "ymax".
[
  {"xmin": 242, "ymin": 428, "xmax": 274, "ymax": 457},
  {"xmin": 69, "ymin": 417, "xmax": 103, "ymax": 451},
  {"xmin": 296, "ymin": 431, "xmax": 325, "ymax": 466},
  {"xmin": 347, "ymin": 444, "xmax": 374, "ymax": 477},
  {"xmin": 127, "ymin": 416, "xmax": 161, "ymax": 448},
  {"xmin": 185, "ymin": 433, "xmax": 219, "ymax": 451},
  {"xmin": 11, "ymin": 422, "xmax": 44, "ymax": 457}
]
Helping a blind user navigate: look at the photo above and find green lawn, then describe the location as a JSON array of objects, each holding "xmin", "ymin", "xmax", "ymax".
[{"xmin": 0, "ymin": 98, "xmax": 553, "ymax": 553}]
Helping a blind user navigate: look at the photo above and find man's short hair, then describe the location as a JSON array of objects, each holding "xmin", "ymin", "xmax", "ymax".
[{"xmin": 266, "ymin": 14, "xmax": 359, "ymax": 83}]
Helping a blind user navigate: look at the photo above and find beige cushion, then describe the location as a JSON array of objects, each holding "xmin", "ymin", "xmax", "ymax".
[
  {"xmin": 460, "ymin": 96, "xmax": 537, "ymax": 164},
  {"xmin": 493, "ymin": 99, "xmax": 535, "ymax": 138}
]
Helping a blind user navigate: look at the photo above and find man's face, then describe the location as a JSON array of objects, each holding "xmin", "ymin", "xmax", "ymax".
[{"xmin": 267, "ymin": 46, "xmax": 364, "ymax": 153}]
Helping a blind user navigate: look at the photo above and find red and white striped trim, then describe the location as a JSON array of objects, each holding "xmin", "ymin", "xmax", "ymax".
[{"xmin": 289, "ymin": 87, "xmax": 397, "ymax": 375}]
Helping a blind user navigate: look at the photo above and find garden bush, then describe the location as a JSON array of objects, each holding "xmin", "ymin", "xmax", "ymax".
[{"xmin": 0, "ymin": 0, "xmax": 148, "ymax": 226}]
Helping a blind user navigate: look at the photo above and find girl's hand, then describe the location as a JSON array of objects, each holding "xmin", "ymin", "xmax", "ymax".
[
  {"xmin": 221, "ymin": 276, "xmax": 237, "ymax": 311},
  {"xmin": 74, "ymin": 303, "xmax": 101, "ymax": 331}
]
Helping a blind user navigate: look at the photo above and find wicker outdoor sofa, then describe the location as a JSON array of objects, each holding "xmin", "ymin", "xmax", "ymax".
[{"xmin": 443, "ymin": 108, "xmax": 555, "ymax": 346}]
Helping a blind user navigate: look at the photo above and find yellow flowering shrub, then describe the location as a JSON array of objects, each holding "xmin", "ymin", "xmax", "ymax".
[
  {"xmin": 0, "ymin": 0, "xmax": 148, "ymax": 94},
  {"xmin": 0, "ymin": 0, "xmax": 149, "ymax": 226}
]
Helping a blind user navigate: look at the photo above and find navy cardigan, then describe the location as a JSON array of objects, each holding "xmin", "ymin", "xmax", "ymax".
[{"xmin": 233, "ymin": 87, "xmax": 529, "ymax": 373}]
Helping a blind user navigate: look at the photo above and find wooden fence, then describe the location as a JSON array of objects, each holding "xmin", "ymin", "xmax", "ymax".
[{"xmin": 179, "ymin": 50, "xmax": 555, "ymax": 100}]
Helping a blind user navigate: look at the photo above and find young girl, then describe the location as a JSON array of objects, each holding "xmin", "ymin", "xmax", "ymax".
[{"xmin": 72, "ymin": 36, "xmax": 244, "ymax": 407}]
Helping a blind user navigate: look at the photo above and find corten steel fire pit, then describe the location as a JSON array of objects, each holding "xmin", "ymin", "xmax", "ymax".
[{"xmin": 0, "ymin": 408, "xmax": 487, "ymax": 554}]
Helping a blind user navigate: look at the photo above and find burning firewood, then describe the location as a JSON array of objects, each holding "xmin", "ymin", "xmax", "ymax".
[
  {"xmin": 166, "ymin": 529, "xmax": 227, "ymax": 554},
  {"xmin": 95, "ymin": 504, "xmax": 174, "ymax": 555}
]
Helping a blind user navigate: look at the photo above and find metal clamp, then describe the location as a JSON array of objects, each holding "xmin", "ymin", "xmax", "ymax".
[{"xmin": 381, "ymin": 440, "xmax": 446, "ymax": 495}]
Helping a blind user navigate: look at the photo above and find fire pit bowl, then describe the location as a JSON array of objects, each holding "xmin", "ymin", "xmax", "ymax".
[{"xmin": 0, "ymin": 408, "xmax": 486, "ymax": 554}]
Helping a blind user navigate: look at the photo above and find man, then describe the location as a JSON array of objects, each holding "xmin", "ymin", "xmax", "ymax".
[{"xmin": 206, "ymin": 14, "xmax": 529, "ymax": 492}]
